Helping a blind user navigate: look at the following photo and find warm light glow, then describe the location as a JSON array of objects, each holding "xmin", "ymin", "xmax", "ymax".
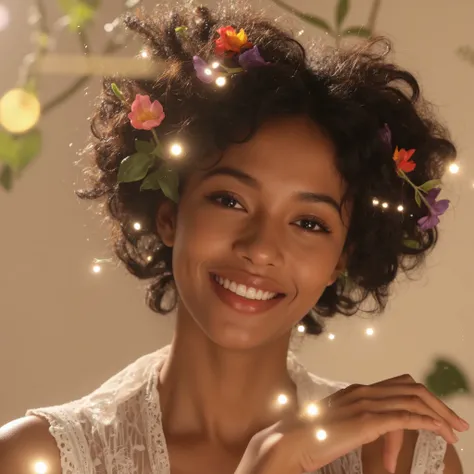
[
  {"xmin": 133, "ymin": 222, "xmax": 142, "ymax": 231},
  {"xmin": 170, "ymin": 143, "xmax": 183, "ymax": 156},
  {"xmin": 449, "ymin": 163, "xmax": 460, "ymax": 174},
  {"xmin": 328, "ymin": 333, "xmax": 335, "ymax": 340},
  {"xmin": 92, "ymin": 264, "xmax": 102, "ymax": 274},
  {"xmin": 0, "ymin": 88, "xmax": 41, "ymax": 133},
  {"xmin": 365, "ymin": 327, "xmax": 374, "ymax": 336},
  {"xmin": 34, "ymin": 461, "xmax": 48, "ymax": 474},
  {"xmin": 277, "ymin": 394, "xmax": 288, "ymax": 405},
  {"xmin": 382, "ymin": 202, "xmax": 388, "ymax": 209},
  {"xmin": 297, "ymin": 324, "xmax": 305, "ymax": 333},
  {"xmin": 204, "ymin": 68, "xmax": 213, "ymax": 76},
  {"xmin": 306, "ymin": 403, "xmax": 319, "ymax": 417},
  {"xmin": 0, "ymin": 4, "xmax": 10, "ymax": 31},
  {"xmin": 211, "ymin": 61, "xmax": 220, "ymax": 69},
  {"xmin": 104, "ymin": 23, "xmax": 114, "ymax": 33},
  {"xmin": 315, "ymin": 429, "xmax": 327, "ymax": 441},
  {"xmin": 140, "ymin": 49, "xmax": 149, "ymax": 58},
  {"xmin": 146, "ymin": 255, "xmax": 153, "ymax": 262},
  {"xmin": 215, "ymin": 76, "xmax": 227, "ymax": 87},
  {"xmin": 397, "ymin": 204, "xmax": 404, "ymax": 212},
  {"xmin": 372, "ymin": 198, "xmax": 379, "ymax": 206}
]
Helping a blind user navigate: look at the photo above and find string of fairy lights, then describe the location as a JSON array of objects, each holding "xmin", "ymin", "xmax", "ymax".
[{"xmin": 0, "ymin": 1, "xmax": 463, "ymax": 342}]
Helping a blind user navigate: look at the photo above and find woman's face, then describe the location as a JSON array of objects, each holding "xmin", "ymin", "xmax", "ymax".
[{"xmin": 157, "ymin": 115, "xmax": 350, "ymax": 350}]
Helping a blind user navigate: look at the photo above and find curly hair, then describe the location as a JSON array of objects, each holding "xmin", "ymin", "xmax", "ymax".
[{"xmin": 78, "ymin": 2, "xmax": 456, "ymax": 335}]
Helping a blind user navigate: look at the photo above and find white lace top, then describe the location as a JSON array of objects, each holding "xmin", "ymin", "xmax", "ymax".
[{"xmin": 27, "ymin": 345, "xmax": 446, "ymax": 474}]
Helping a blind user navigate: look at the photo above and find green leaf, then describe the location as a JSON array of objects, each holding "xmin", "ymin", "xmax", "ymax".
[
  {"xmin": 0, "ymin": 129, "xmax": 41, "ymax": 172},
  {"xmin": 403, "ymin": 239, "xmax": 421, "ymax": 250},
  {"xmin": 157, "ymin": 163, "xmax": 179, "ymax": 202},
  {"xmin": 270, "ymin": 0, "xmax": 333, "ymax": 34},
  {"xmin": 111, "ymin": 83, "xmax": 125, "ymax": 102},
  {"xmin": 0, "ymin": 130, "xmax": 17, "ymax": 166},
  {"xmin": 17, "ymin": 130, "xmax": 42, "ymax": 171},
  {"xmin": 151, "ymin": 140, "xmax": 165, "ymax": 159},
  {"xmin": 175, "ymin": 26, "xmax": 188, "ymax": 36},
  {"xmin": 425, "ymin": 359, "xmax": 471, "ymax": 399},
  {"xmin": 135, "ymin": 139, "xmax": 155, "ymax": 154},
  {"xmin": 336, "ymin": 0, "xmax": 350, "ymax": 29},
  {"xmin": 415, "ymin": 191, "xmax": 421, "ymax": 207},
  {"xmin": 58, "ymin": 0, "xmax": 100, "ymax": 30},
  {"xmin": 117, "ymin": 153, "xmax": 154, "ymax": 183},
  {"xmin": 419, "ymin": 179, "xmax": 441, "ymax": 193},
  {"xmin": 342, "ymin": 25, "xmax": 372, "ymax": 38},
  {"xmin": 140, "ymin": 169, "xmax": 162, "ymax": 191},
  {"xmin": 0, "ymin": 166, "xmax": 13, "ymax": 191}
]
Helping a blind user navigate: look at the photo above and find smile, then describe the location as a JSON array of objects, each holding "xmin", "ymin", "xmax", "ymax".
[{"xmin": 212, "ymin": 274, "xmax": 278, "ymax": 301}]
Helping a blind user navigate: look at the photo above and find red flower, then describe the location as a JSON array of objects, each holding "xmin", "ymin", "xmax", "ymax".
[
  {"xmin": 215, "ymin": 26, "xmax": 252, "ymax": 56},
  {"xmin": 393, "ymin": 147, "xmax": 416, "ymax": 173}
]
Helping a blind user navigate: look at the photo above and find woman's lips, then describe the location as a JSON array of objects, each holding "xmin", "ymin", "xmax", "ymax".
[{"xmin": 209, "ymin": 273, "xmax": 285, "ymax": 315}]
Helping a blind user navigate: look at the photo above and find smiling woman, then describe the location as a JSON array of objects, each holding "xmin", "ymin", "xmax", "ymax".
[{"xmin": 0, "ymin": 2, "xmax": 467, "ymax": 474}]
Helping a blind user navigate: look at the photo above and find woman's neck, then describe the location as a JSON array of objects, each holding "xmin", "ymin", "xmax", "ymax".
[{"xmin": 158, "ymin": 309, "xmax": 298, "ymax": 448}]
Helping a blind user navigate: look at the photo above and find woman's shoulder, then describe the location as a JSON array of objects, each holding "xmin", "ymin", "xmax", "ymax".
[
  {"xmin": 3, "ymin": 348, "xmax": 168, "ymax": 474},
  {"xmin": 0, "ymin": 416, "xmax": 61, "ymax": 474}
]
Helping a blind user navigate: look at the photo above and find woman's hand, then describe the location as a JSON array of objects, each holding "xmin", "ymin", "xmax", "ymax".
[{"xmin": 235, "ymin": 374, "xmax": 469, "ymax": 474}]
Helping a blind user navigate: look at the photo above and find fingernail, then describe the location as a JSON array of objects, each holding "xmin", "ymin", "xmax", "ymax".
[{"xmin": 460, "ymin": 418, "xmax": 470, "ymax": 429}]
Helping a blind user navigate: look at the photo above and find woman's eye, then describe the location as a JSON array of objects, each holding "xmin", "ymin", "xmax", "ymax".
[
  {"xmin": 294, "ymin": 218, "xmax": 330, "ymax": 233},
  {"xmin": 208, "ymin": 193, "xmax": 244, "ymax": 210}
]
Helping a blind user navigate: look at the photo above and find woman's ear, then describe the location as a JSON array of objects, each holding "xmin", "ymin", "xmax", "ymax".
[
  {"xmin": 156, "ymin": 200, "xmax": 177, "ymax": 247},
  {"xmin": 328, "ymin": 253, "xmax": 348, "ymax": 287}
]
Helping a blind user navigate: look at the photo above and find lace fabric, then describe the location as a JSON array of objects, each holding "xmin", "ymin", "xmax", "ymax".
[{"xmin": 27, "ymin": 345, "xmax": 446, "ymax": 474}]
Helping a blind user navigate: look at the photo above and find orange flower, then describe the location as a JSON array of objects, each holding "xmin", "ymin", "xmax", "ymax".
[
  {"xmin": 393, "ymin": 147, "xmax": 416, "ymax": 173},
  {"xmin": 215, "ymin": 26, "xmax": 252, "ymax": 55}
]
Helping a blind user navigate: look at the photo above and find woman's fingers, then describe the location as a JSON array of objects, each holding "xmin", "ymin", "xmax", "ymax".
[
  {"xmin": 333, "ymin": 377, "xmax": 468, "ymax": 435},
  {"xmin": 382, "ymin": 430, "xmax": 404, "ymax": 474},
  {"xmin": 295, "ymin": 410, "xmax": 442, "ymax": 473},
  {"xmin": 381, "ymin": 375, "xmax": 469, "ymax": 433},
  {"xmin": 340, "ymin": 396, "xmax": 457, "ymax": 444}
]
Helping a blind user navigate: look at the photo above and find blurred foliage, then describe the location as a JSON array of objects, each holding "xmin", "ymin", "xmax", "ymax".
[
  {"xmin": 426, "ymin": 358, "xmax": 471, "ymax": 399},
  {"xmin": 0, "ymin": 0, "xmax": 132, "ymax": 189}
]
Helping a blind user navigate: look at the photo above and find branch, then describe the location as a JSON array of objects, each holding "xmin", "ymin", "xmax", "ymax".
[
  {"xmin": 41, "ymin": 0, "xmax": 144, "ymax": 116},
  {"xmin": 42, "ymin": 41, "xmax": 123, "ymax": 115},
  {"xmin": 367, "ymin": 0, "xmax": 382, "ymax": 33}
]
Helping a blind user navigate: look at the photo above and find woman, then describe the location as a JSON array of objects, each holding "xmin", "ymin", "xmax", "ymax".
[{"xmin": 0, "ymin": 3, "xmax": 468, "ymax": 473}]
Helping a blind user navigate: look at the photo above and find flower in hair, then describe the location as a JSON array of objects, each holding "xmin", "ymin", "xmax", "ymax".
[
  {"xmin": 192, "ymin": 56, "xmax": 216, "ymax": 84},
  {"xmin": 417, "ymin": 188, "xmax": 450, "ymax": 231},
  {"xmin": 111, "ymin": 84, "xmax": 179, "ymax": 202},
  {"xmin": 238, "ymin": 46, "xmax": 270, "ymax": 69},
  {"xmin": 393, "ymin": 147, "xmax": 416, "ymax": 173},
  {"xmin": 128, "ymin": 94, "xmax": 165, "ymax": 130},
  {"xmin": 378, "ymin": 124, "xmax": 451, "ymax": 233},
  {"xmin": 215, "ymin": 26, "xmax": 252, "ymax": 56}
]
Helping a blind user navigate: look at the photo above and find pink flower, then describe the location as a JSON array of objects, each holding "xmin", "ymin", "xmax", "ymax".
[{"xmin": 128, "ymin": 94, "xmax": 165, "ymax": 130}]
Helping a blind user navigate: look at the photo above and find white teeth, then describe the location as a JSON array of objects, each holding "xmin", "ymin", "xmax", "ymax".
[{"xmin": 215, "ymin": 275, "xmax": 277, "ymax": 301}]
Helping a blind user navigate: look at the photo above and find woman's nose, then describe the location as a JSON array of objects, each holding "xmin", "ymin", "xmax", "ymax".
[{"xmin": 233, "ymin": 216, "xmax": 284, "ymax": 267}]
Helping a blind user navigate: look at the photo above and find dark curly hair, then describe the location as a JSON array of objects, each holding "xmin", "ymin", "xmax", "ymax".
[{"xmin": 78, "ymin": 2, "xmax": 456, "ymax": 335}]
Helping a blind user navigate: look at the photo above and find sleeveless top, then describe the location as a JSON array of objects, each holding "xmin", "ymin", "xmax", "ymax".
[{"xmin": 26, "ymin": 345, "xmax": 447, "ymax": 474}]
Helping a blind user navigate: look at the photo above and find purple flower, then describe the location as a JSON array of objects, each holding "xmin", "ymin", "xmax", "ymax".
[
  {"xmin": 379, "ymin": 123, "xmax": 392, "ymax": 147},
  {"xmin": 193, "ymin": 56, "xmax": 214, "ymax": 83},
  {"xmin": 417, "ymin": 188, "xmax": 450, "ymax": 231},
  {"xmin": 238, "ymin": 46, "xmax": 270, "ymax": 70}
]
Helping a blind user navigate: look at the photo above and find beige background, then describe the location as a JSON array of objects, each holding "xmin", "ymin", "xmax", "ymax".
[{"xmin": 0, "ymin": 0, "xmax": 473, "ymax": 471}]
